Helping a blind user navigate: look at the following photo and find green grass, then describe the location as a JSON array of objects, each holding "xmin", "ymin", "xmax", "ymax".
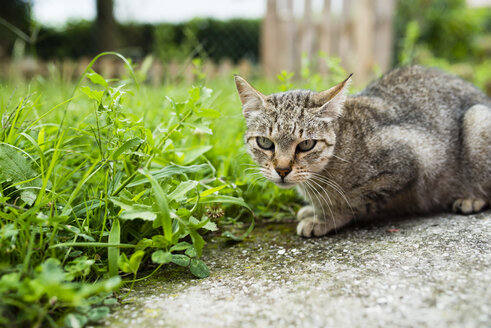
[{"xmin": 0, "ymin": 54, "xmax": 304, "ymax": 327}]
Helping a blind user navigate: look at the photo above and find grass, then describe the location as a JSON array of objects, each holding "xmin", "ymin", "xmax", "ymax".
[{"xmin": 0, "ymin": 54, "xmax": 306, "ymax": 327}]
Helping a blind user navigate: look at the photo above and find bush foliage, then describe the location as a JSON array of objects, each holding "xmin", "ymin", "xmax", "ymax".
[{"xmin": 31, "ymin": 18, "xmax": 260, "ymax": 64}]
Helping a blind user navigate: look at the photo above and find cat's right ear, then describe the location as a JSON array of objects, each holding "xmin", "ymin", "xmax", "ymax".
[
  {"xmin": 234, "ymin": 75, "xmax": 267, "ymax": 118},
  {"xmin": 313, "ymin": 73, "xmax": 352, "ymax": 122}
]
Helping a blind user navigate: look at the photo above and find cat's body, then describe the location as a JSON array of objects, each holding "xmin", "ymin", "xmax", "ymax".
[{"xmin": 235, "ymin": 66, "xmax": 491, "ymax": 237}]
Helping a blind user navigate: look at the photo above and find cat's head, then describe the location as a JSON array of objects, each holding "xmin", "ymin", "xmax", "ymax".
[{"xmin": 235, "ymin": 75, "xmax": 351, "ymax": 188}]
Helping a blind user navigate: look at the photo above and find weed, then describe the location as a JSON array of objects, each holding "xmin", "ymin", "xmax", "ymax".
[{"xmin": 0, "ymin": 53, "xmax": 254, "ymax": 327}]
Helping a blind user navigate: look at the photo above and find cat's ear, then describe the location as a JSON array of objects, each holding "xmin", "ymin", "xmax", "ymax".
[
  {"xmin": 313, "ymin": 73, "xmax": 352, "ymax": 121},
  {"xmin": 234, "ymin": 75, "xmax": 267, "ymax": 118}
]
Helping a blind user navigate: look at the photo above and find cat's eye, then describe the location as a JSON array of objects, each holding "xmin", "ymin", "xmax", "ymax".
[
  {"xmin": 256, "ymin": 137, "xmax": 274, "ymax": 150},
  {"xmin": 297, "ymin": 140, "xmax": 317, "ymax": 152}
]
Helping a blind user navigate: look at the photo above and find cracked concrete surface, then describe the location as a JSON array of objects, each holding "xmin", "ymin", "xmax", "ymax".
[{"xmin": 105, "ymin": 212, "xmax": 491, "ymax": 328}]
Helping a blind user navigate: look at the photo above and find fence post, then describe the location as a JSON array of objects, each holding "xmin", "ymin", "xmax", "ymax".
[
  {"xmin": 261, "ymin": 0, "xmax": 278, "ymax": 78},
  {"xmin": 354, "ymin": 0, "xmax": 375, "ymax": 85},
  {"xmin": 283, "ymin": 0, "xmax": 298, "ymax": 74},
  {"xmin": 260, "ymin": 0, "xmax": 395, "ymax": 84},
  {"xmin": 374, "ymin": 0, "xmax": 396, "ymax": 73},
  {"xmin": 300, "ymin": 0, "xmax": 315, "ymax": 63},
  {"xmin": 339, "ymin": 0, "xmax": 354, "ymax": 71}
]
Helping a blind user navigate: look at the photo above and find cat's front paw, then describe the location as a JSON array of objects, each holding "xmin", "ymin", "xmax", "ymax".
[{"xmin": 296, "ymin": 217, "xmax": 332, "ymax": 237}]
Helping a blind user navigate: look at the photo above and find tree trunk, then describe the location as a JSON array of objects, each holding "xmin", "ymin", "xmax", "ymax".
[{"xmin": 95, "ymin": 0, "xmax": 118, "ymax": 52}]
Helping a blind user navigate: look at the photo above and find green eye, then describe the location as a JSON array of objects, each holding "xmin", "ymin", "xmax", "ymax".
[
  {"xmin": 256, "ymin": 137, "xmax": 274, "ymax": 150},
  {"xmin": 297, "ymin": 140, "xmax": 316, "ymax": 152}
]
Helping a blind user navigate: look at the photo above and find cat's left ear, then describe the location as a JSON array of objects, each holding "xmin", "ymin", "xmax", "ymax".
[
  {"xmin": 234, "ymin": 75, "xmax": 267, "ymax": 119},
  {"xmin": 313, "ymin": 73, "xmax": 352, "ymax": 121}
]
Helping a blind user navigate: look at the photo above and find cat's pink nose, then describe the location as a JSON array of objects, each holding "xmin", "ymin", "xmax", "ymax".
[{"xmin": 275, "ymin": 167, "xmax": 291, "ymax": 178}]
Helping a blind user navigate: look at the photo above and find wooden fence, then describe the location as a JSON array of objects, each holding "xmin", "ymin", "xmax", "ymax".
[
  {"xmin": 261, "ymin": 0, "xmax": 396, "ymax": 86},
  {"xmin": 0, "ymin": 56, "xmax": 256, "ymax": 85}
]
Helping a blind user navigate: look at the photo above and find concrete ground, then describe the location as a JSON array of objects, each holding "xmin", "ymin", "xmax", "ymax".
[{"xmin": 105, "ymin": 211, "xmax": 490, "ymax": 328}]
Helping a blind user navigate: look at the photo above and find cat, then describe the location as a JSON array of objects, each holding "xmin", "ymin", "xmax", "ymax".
[{"xmin": 234, "ymin": 66, "xmax": 491, "ymax": 237}]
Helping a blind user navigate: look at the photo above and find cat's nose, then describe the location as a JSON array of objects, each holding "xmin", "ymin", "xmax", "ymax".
[{"xmin": 275, "ymin": 167, "xmax": 292, "ymax": 178}]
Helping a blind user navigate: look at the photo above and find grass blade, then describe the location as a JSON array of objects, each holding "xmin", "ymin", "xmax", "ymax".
[
  {"xmin": 108, "ymin": 219, "xmax": 121, "ymax": 277},
  {"xmin": 50, "ymin": 242, "xmax": 135, "ymax": 248},
  {"xmin": 110, "ymin": 137, "xmax": 143, "ymax": 160},
  {"xmin": 139, "ymin": 168, "xmax": 173, "ymax": 242}
]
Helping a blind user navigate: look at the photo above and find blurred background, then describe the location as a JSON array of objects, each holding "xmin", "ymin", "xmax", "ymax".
[{"xmin": 0, "ymin": 0, "xmax": 490, "ymax": 92}]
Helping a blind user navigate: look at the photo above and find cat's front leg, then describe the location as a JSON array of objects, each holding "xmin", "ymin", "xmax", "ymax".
[
  {"xmin": 296, "ymin": 205, "xmax": 315, "ymax": 221},
  {"xmin": 296, "ymin": 206, "xmax": 352, "ymax": 237}
]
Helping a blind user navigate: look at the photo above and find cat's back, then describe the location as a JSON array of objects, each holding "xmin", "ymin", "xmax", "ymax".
[
  {"xmin": 347, "ymin": 66, "xmax": 490, "ymax": 132},
  {"xmin": 360, "ymin": 65, "xmax": 489, "ymax": 108},
  {"xmin": 336, "ymin": 66, "xmax": 490, "ymax": 214}
]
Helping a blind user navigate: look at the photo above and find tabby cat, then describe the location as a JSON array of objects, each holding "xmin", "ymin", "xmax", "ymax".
[{"xmin": 235, "ymin": 66, "xmax": 491, "ymax": 237}]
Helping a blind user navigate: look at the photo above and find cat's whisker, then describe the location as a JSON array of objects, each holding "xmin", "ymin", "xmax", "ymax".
[
  {"xmin": 246, "ymin": 176, "xmax": 266, "ymax": 193},
  {"xmin": 332, "ymin": 154, "xmax": 350, "ymax": 163},
  {"xmin": 304, "ymin": 180, "xmax": 332, "ymax": 231},
  {"xmin": 244, "ymin": 168, "xmax": 261, "ymax": 174},
  {"xmin": 306, "ymin": 181, "xmax": 337, "ymax": 233},
  {"xmin": 301, "ymin": 181, "xmax": 318, "ymax": 222},
  {"xmin": 306, "ymin": 173, "xmax": 353, "ymax": 226},
  {"xmin": 306, "ymin": 179, "xmax": 338, "ymax": 233},
  {"xmin": 323, "ymin": 172, "xmax": 351, "ymax": 198},
  {"xmin": 318, "ymin": 178, "xmax": 353, "ymax": 216},
  {"xmin": 308, "ymin": 172, "xmax": 354, "ymax": 217},
  {"xmin": 310, "ymin": 180, "xmax": 354, "ymax": 221},
  {"xmin": 309, "ymin": 173, "xmax": 346, "ymax": 199},
  {"xmin": 309, "ymin": 173, "xmax": 341, "ymax": 190},
  {"xmin": 308, "ymin": 178, "xmax": 334, "ymax": 207},
  {"xmin": 258, "ymin": 169, "xmax": 272, "ymax": 179},
  {"xmin": 260, "ymin": 172, "xmax": 274, "ymax": 181},
  {"xmin": 243, "ymin": 166, "xmax": 269, "ymax": 193},
  {"xmin": 323, "ymin": 175, "xmax": 349, "ymax": 197},
  {"xmin": 251, "ymin": 173, "xmax": 264, "ymax": 179}
]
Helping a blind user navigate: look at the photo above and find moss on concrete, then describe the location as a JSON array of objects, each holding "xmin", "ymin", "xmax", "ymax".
[{"xmin": 104, "ymin": 212, "xmax": 491, "ymax": 328}]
